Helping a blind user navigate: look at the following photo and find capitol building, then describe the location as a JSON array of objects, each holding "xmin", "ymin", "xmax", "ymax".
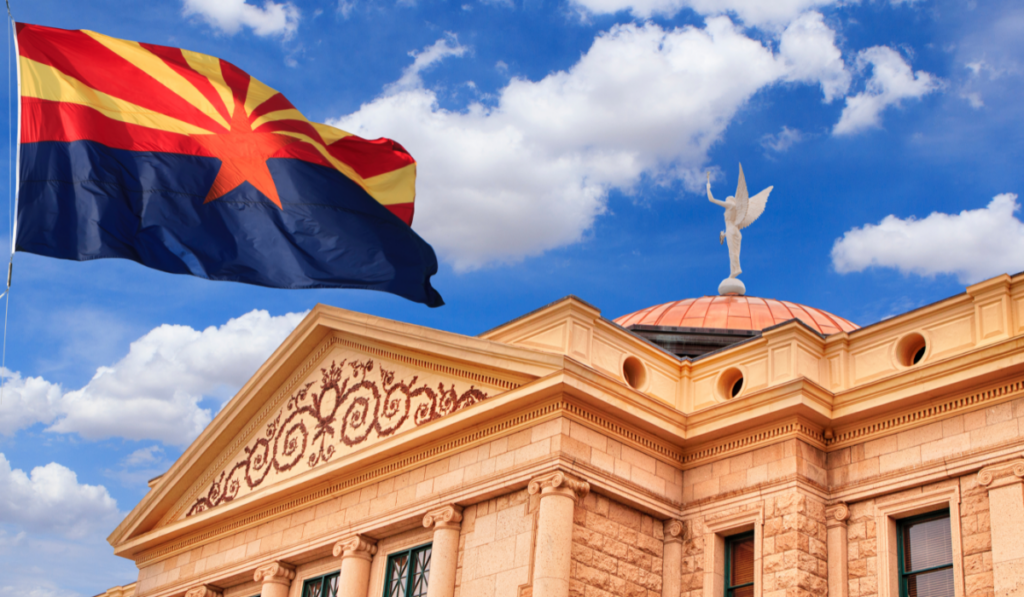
[{"xmin": 100, "ymin": 271, "xmax": 1024, "ymax": 597}]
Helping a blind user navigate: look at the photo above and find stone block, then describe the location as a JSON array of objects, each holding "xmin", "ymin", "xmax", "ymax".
[
  {"xmin": 963, "ymin": 531, "xmax": 991, "ymax": 555},
  {"xmin": 878, "ymin": 446, "xmax": 922, "ymax": 474}
]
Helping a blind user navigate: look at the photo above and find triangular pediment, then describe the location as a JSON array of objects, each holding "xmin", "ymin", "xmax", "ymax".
[
  {"xmin": 110, "ymin": 305, "xmax": 559, "ymax": 553},
  {"xmin": 168, "ymin": 334, "xmax": 513, "ymax": 523}
]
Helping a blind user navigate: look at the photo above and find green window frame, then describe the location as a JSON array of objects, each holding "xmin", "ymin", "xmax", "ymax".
[
  {"xmin": 383, "ymin": 542, "xmax": 432, "ymax": 597},
  {"xmin": 897, "ymin": 509, "xmax": 954, "ymax": 597},
  {"xmin": 301, "ymin": 571, "xmax": 339, "ymax": 597},
  {"xmin": 724, "ymin": 531, "xmax": 755, "ymax": 597}
]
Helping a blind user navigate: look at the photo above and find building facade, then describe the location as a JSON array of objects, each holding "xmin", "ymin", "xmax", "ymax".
[{"xmin": 103, "ymin": 272, "xmax": 1024, "ymax": 597}]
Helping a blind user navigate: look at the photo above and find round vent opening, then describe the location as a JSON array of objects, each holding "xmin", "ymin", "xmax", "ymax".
[
  {"xmin": 718, "ymin": 367, "xmax": 745, "ymax": 400},
  {"xmin": 896, "ymin": 333, "xmax": 927, "ymax": 367},
  {"xmin": 622, "ymin": 356, "xmax": 648, "ymax": 390}
]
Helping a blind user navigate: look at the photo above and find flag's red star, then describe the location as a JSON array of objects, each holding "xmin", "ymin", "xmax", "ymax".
[{"xmin": 192, "ymin": 101, "xmax": 299, "ymax": 209}]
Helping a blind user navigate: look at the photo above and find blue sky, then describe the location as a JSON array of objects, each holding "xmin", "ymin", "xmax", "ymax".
[{"xmin": 0, "ymin": 0, "xmax": 1022, "ymax": 594}]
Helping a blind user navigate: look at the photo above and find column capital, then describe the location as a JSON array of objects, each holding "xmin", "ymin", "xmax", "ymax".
[
  {"xmin": 826, "ymin": 503, "xmax": 851, "ymax": 528},
  {"xmin": 254, "ymin": 561, "xmax": 296, "ymax": 585},
  {"xmin": 184, "ymin": 586, "xmax": 223, "ymax": 597},
  {"xmin": 333, "ymin": 534, "xmax": 378, "ymax": 561},
  {"xmin": 978, "ymin": 459, "xmax": 1024, "ymax": 489},
  {"xmin": 423, "ymin": 504, "xmax": 463, "ymax": 530},
  {"xmin": 528, "ymin": 470, "xmax": 590, "ymax": 504},
  {"xmin": 664, "ymin": 519, "xmax": 686, "ymax": 544}
]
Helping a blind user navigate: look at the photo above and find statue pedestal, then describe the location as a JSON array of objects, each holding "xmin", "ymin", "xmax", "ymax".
[{"xmin": 719, "ymin": 278, "xmax": 746, "ymax": 296}]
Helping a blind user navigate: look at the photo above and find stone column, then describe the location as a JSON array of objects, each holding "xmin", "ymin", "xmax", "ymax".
[
  {"xmin": 254, "ymin": 562, "xmax": 296, "ymax": 597},
  {"xmin": 527, "ymin": 471, "xmax": 590, "ymax": 597},
  {"xmin": 423, "ymin": 505, "xmax": 464, "ymax": 597},
  {"xmin": 333, "ymin": 534, "xmax": 378, "ymax": 597},
  {"xmin": 663, "ymin": 520, "xmax": 685, "ymax": 597},
  {"xmin": 184, "ymin": 586, "xmax": 222, "ymax": 597},
  {"xmin": 978, "ymin": 460, "xmax": 1024, "ymax": 597},
  {"xmin": 825, "ymin": 503, "xmax": 850, "ymax": 597}
]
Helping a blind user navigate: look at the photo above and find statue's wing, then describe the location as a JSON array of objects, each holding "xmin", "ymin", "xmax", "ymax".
[
  {"xmin": 733, "ymin": 163, "xmax": 750, "ymax": 224},
  {"xmin": 739, "ymin": 186, "xmax": 771, "ymax": 230}
]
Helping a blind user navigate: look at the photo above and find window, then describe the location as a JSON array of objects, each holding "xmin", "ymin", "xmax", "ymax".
[
  {"xmin": 384, "ymin": 543, "xmax": 432, "ymax": 597},
  {"xmin": 724, "ymin": 532, "xmax": 754, "ymax": 597},
  {"xmin": 302, "ymin": 572, "xmax": 339, "ymax": 597},
  {"xmin": 897, "ymin": 510, "xmax": 954, "ymax": 597}
]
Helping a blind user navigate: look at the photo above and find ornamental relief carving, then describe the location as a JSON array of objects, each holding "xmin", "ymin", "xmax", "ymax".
[{"xmin": 186, "ymin": 351, "xmax": 493, "ymax": 517}]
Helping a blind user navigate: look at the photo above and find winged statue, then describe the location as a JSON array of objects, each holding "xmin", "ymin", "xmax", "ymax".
[{"xmin": 707, "ymin": 163, "xmax": 772, "ymax": 283}]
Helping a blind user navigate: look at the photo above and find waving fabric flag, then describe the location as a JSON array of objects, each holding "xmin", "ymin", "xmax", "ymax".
[{"xmin": 14, "ymin": 23, "xmax": 443, "ymax": 307}]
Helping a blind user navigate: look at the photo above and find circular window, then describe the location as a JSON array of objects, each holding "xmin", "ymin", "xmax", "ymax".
[
  {"xmin": 896, "ymin": 333, "xmax": 927, "ymax": 367},
  {"xmin": 622, "ymin": 356, "xmax": 647, "ymax": 390},
  {"xmin": 717, "ymin": 367, "xmax": 745, "ymax": 400}
]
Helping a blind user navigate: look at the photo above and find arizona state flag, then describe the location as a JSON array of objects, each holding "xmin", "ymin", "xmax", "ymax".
[{"xmin": 14, "ymin": 24, "xmax": 443, "ymax": 307}]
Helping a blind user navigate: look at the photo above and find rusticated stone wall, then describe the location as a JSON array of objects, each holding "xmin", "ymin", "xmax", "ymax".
[
  {"xmin": 845, "ymin": 500, "xmax": 878, "ymax": 597},
  {"xmin": 570, "ymin": 492, "xmax": 664, "ymax": 597},
  {"xmin": 762, "ymin": 491, "xmax": 828, "ymax": 597},
  {"xmin": 960, "ymin": 474, "xmax": 994, "ymax": 597}
]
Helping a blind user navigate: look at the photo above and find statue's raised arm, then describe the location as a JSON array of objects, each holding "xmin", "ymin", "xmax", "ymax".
[{"xmin": 707, "ymin": 171, "xmax": 728, "ymax": 207}]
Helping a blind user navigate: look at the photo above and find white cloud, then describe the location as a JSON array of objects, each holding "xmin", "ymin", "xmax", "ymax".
[
  {"xmin": 49, "ymin": 309, "xmax": 307, "ymax": 445},
  {"xmin": 833, "ymin": 46, "xmax": 940, "ymax": 135},
  {"xmin": 0, "ymin": 310, "xmax": 306, "ymax": 445},
  {"xmin": 570, "ymin": 0, "xmax": 836, "ymax": 28},
  {"xmin": 761, "ymin": 126, "xmax": 804, "ymax": 153},
  {"xmin": 778, "ymin": 12, "xmax": 850, "ymax": 102},
  {"xmin": 390, "ymin": 35, "xmax": 469, "ymax": 93},
  {"xmin": 183, "ymin": 0, "xmax": 300, "ymax": 38},
  {"xmin": 0, "ymin": 369, "xmax": 62, "ymax": 436},
  {"xmin": 831, "ymin": 193, "xmax": 1024, "ymax": 283},
  {"xmin": 0, "ymin": 453, "xmax": 120, "ymax": 539},
  {"xmin": 332, "ymin": 18, "xmax": 847, "ymax": 270},
  {"xmin": 337, "ymin": 0, "xmax": 356, "ymax": 18},
  {"xmin": 123, "ymin": 446, "xmax": 165, "ymax": 468}
]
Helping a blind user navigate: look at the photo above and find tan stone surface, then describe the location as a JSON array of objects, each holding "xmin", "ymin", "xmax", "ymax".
[
  {"xmin": 109, "ymin": 273, "xmax": 1024, "ymax": 597},
  {"xmin": 457, "ymin": 489, "xmax": 535, "ymax": 597},
  {"xmin": 570, "ymin": 492, "xmax": 664, "ymax": 597}
]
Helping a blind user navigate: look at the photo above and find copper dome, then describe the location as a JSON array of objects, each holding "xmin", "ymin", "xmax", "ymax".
[{"xmin": 614, "ymin": 296, "xmax": 858, "ymax": 335}]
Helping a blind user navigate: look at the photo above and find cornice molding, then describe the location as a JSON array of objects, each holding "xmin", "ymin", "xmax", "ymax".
[
  {"xmin": 422, "ymin": 505, "xmax": 463, "ymax": 530},
  {"xmin": 827, "ymin": 376, "xmax": 1024, "ymax": 449},
  {"xmin": 680, "ymin": 416, "xmax": 825, "ymax": 468}
]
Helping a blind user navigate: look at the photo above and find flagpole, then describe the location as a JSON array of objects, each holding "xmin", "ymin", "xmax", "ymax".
[{"xmin": 8, "ymin": 13, "xmax": 18, "ymax": 263}]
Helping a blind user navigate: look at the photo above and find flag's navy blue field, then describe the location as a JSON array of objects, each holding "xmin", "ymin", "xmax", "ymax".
[{"xmin": 17, "ymin": 140, "xmax": 443, "ymax": 305}]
